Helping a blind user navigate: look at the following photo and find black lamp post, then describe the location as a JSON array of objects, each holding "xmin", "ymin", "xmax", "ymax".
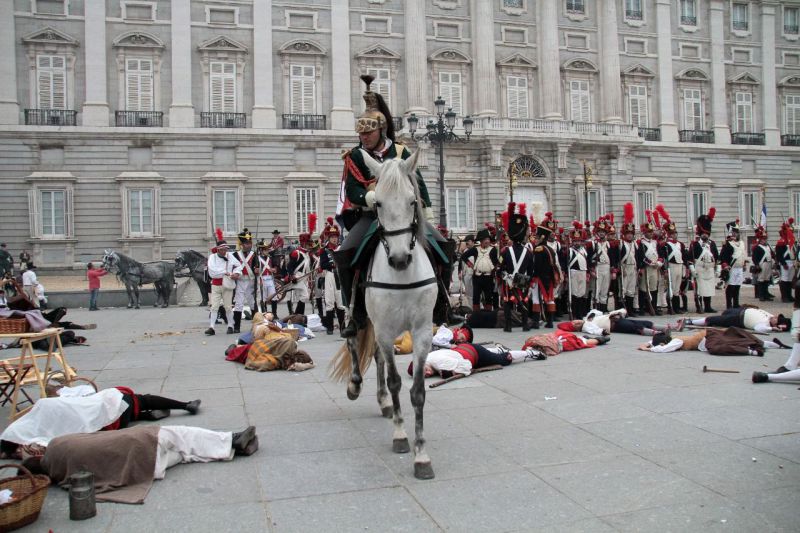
[
  {"xmin": 407, "ymin": 98, "xmax": 473, "ymax": 228},
  {"xmin": 581, "ymin": 160, "xmax": 593, "ymax": 222}
]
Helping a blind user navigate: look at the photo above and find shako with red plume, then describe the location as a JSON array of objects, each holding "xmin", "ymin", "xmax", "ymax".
[
  {"xmin": 298, "ymin": 213, "xmax": 317, "ymax": 245},
  {"xmin": 640, "ymin": 210, "xmax": 655, "ymax": 233},
  {"xmin": 506, "ymin": 202, "xmax": 529, "ymax": 243},
  {"xmin": 213, "ymin": 228, "xmax": 228, "ymax": 252},
  {"xmin": 778, "ymin": 217, "xmax": 795, "ymax": 247},
  {"xmin": 655, "ymin": 204, "xmax": 676, "ymax": 234},
  {"xmin": 569, "ymin": 220, "xmax": 586, "ymax": 241},
  {"xmin": 593, "ymin": 215, "xmax": 612, "ymax": 235},
  {"xmin": 695, "ymin": 207, "xmax": 715, "ymax": 236},
  {"xmin": 622, "ymin": 202, "xmax": 636, "ymax": 235}
]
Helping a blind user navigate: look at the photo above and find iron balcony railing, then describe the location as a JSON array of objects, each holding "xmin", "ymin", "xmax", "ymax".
[
  {"xmin": 115, "ymin": 110, "xmax": 163, "ymax": 127},
  {"xmin": 626, "ymin": 9, "xmax": 643, "ymax": 20},
  {"xmin": 785, "ymin": 24, "xmax": 799, "ymax": 34},
  {"xmin": 24, "ymin": 109, "xmax": 77, "ymax": 126},
  {"xmin": 681, "ymin": 15, "xmax": 697, "ymax": 26},
  {"xmin": 732, "ymin": 20, "xmax": 748, "ymax": 31},
  {"xmin": 638, "ymin": 127, "xmax": 661, "ymax": 141},
  {"xmin": 781, "ymin": 134, "xmax": 800, "ymax": 146},
  {"xmin": 201, "ymin": 112, "xmax": 246, "ymax": 128},
  {"xmin": 731, "ymin": 132, "xmax": 765, "ymax": 145},
  {"xmin": 282, "ymin": 114, "xmax": 326, "ymax": 130},
  {"xmin": 679, "ymin": 129, "xmax": 715, "ymax": 143}
]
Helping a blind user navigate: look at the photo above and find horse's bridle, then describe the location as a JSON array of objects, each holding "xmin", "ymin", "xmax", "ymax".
[{"xmin": 375, "ymin": 198, "xmax": 419, "ymax": 258}]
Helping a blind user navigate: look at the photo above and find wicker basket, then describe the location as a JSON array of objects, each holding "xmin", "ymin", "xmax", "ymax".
[
  {"xmin": 0, "ymin": 464, "xmax": 50, "ymax": 532},
  {"xmin": 0, "ymin": 318, "xmax": 29, "ymax": 335},
  {"xmin": 44, "ymin": 371, "xmax": 98, "ymax": 398}
]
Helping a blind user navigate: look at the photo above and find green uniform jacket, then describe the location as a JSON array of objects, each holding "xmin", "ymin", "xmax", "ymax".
[{"xmin": 343, "ymin": 142, "xmax": 432, "ymax": 209}]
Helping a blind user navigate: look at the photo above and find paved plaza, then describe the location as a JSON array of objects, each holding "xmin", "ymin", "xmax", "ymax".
[{"xmin": 2, "ymin": 301, "xmax": 799, "ymax": 532}]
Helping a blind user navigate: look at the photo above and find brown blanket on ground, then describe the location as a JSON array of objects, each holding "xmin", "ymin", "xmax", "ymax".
[
  {"xmin": 704, "ymin": 327, "xmax": 760, "ymax": 355},
  {"xmin": 41, "ymin": 426, "xmax": 160, "ymax": 504}
]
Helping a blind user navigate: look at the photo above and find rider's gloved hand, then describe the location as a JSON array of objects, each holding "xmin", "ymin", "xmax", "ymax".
[
  {"xmin": 365, "ymin": 190, "xmax": 377, "ymax": 208},
  {"xmin": 424, "ymin": 207, "xmax": 435, "ymax": 223}
]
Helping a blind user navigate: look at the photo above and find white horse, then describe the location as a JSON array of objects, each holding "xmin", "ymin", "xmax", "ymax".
[{"xmin": 331, "ymin": 149, "xmax": 438, "ymax": 480}]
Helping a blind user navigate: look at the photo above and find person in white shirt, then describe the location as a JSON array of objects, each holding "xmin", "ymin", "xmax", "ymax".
[
  {"xmin": 639, "ymin": 330, "xmax": 784, "ymax": 355},
  {"xmin": 684, "ymin": 307, "xmax": 790, "ymax": 335},
  {"xmin": 408, "ymin": 343, "xmax": 546, "ymax": 378},
  {"xmin": 205, "ymin": 230, "xmax": 243, "ymax": 336},
  {"xmin": 21, "ymin": 263, "xmax": 39, "ymax": 308}
]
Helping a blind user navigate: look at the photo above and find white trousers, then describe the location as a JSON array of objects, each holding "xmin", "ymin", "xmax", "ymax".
[
  {"xmin": 667, "ymin": 263, "xmax": 683, "ymax": 296},
  {"xmin": 638, "ymin": 265, "xmax": 660, "ymax": 293},
  {"xmin": 756, "ymin": 260, "xmax": 773, "ymax": 283},
  {"xmin": 209, "ymin": 284, "xmax": 233, "ymax": 327},
  {"xmin": 594, "ymin": 264, "xmax": 611, "ymax": 304},
  {"xmin": 779, "ymin": 265, "xmax": 795, "ymax": 283},
  {"xmin": 569, "ymin": 270, "xmax": 587, "ymax": 298},
  {"xmin": 290, "ymin": 279, "xmax": 309, "ymax": 304},
  {"xmin": 233, "ymin": 278, "xmax": 255, "ymax": 312},
  {"xmin": 323, "ymin": 270, "xmax": 344, "ymax": 311},
  {"xmin": 695, "ymin": 262, "xmax": 716, "ymax": 297},
  {"xmin": 620, "ymin": 263, "xmax": 637, "ymax": 298},
  {"xmin": 153, "ymin": 426, "xmax": 234, "ymax": 479},
  {"xmin": 261, "ymin": 276, "xmax": 276, "ymax": 301}
]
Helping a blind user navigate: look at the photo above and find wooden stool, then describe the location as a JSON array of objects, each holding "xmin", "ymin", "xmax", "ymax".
[{"xmin": 0, "ymin": 361, "xmax": 35, "ymax": 411}]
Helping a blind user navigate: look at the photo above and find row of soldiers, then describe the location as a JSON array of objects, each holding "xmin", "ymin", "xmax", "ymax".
[{"xmin": 456, "ymin": 202, "xmax": 798, "ymax": 332}]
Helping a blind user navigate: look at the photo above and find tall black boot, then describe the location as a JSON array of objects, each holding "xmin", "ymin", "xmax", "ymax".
[
  {"xmin": 295, "ymin": 301, "xmax": 306, "ymax": 316},
  {"xmin": 531, "ymin": 310, "xmax": 540, "ymax": 329},
  {"xmin": 503, "ymin": 302, "xmax": 513, "ymax": 332},
  {"xmin": 217, "ymin": 307, "xmax": 227, "ymax": 324},
  {"xmin": 335, "ymin": 308, "xmax": 346, "ymax": 331},
  {"xmin": 671, "ymin": 296, "xmax": 681, "ymax": 314},
  {"xmin": 270, "ymin": 300, "xmax": 278, "ymax": 316},
  {"xmin": 764, "ymin": 282, "xmax": 774, "ymax": 300},
  {"xmin": 681, "ymin": 294, "xmax": 689, "ymax": 313},
  {"xmin": 324, "ymin": 310, "xmax": 335, "ymax": 335},
  {"xmin": 521, "ymin": 306, "xmax": 530, "ymax": 332},
  {"xmin": 731, "ymin": 285, "xmax": 740, "ymax": 308},
  {"xmin": 233, "ymin": 311, "xmax": 242, "ymax": 334},
  {"xmin": 703, "ymin": 297, "xmax": 716, "ymax": 313},
  {"xmin": 624, "ymin": 296, "xmax": 636, "ymax": 317},
  {"xmin": 724, "ymin": 285, "xmax": 734, "ymax": 309},
  {"xmin": 651, "ymin": 292, "xmax": 662, "ymax": 315},
  {"xmin": 316, "ymin": 297, "xmax": 324, "ymax": 318},
  {"xmin": 287, "ymin": 301, "xmax": 294, "ymax": 315},
  {"xmin": 780, "ymin": 281, "xmax": 792, "ymax": 302}
]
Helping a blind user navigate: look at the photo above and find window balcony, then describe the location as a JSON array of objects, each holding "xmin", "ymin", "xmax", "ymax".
[
  {"xmin": 626, "ymin": 10, "xmax": 643, "ymax": 20},
  {"xmin": 679, "ymin": 129, "xmax": 715, "ymax": 143},
  {"xmin": 638, "ymin": 127, "xmax": 661, "ymax": 141},
  {"xmin": 782, "ymin": 134, "xmax": 800, "ymax": 146},
  {"xmin": 24, "ymin": 109, "xmax": 77, "ymax": 126},
  {"xmin": 785, "ymin": 24, "xmax": 799, "ymax": 35},
  {"xmin": 282, "ymin": 114, "xmax": 326, "ymax": 130},
  {"xmin": 115, "ymin": 111, "xmax": 163, "ymax": 127},
  {"xmin": 732, "ymin": 20, "xmax": 748, "ymax": 31},
  {"xmin": 681, "ymin": 15, "xmax": 697, "ymax": 26},
  {"xmin": 392, "ymin": 116, "xmax": 404, "ymax": 132},
  {"xmin": 201, "ymin": 112, "xmax": 246, "ymax": 128},
  {"xmin": 731, "ymin": 132, "xmax": 765, "ymax": 145}
]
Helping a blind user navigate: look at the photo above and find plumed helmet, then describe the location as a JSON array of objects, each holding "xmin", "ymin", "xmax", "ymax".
[
  {"xmin": 355, "ymin": 75, "xmax": 395, "ymax": 141},
  {"xmin": 622, "ymin": 202, "xmax": 636, "ymax": 235},
  {"xmin": 592, "ymin": 215, "xmax": 612, "ymax": 235},
  {"xmin": 476, "ymin": 228, "xmax": 491, "ymax": 242},
  {"xmin": 506, "ymin": 202, "xmax": 529, "ymax": 243},
  {"xmin": 695, "ymin": 207, "xmax": 716, "ymax": 236},
  {"xmin": 655, "ymin": 204, "xmax": 676, "ymax": 234},
  {"xmin": 726, "ymin": 219, "xmax": 741, "ymax": 237},
  {"xmin": 754, "ymin": 225, "xmax": 768, "ymax": 240},
  {"xmin": 779, "ymin": 218, "xmax": 795, "ymax": 247},
  {"xmin": 569, "ymin": 220, "xmax": 586, "ymax": 241},
  {"xmin": 214, "ymin": 228, "xmax": 228, "ymax": 248},
  {"xmin": 237, "ymin": 228, "xmax": 252, "ymax": 244},
  {"xmin": 298, "ymin": 213, "xmax": 317, "ymax": 245}
]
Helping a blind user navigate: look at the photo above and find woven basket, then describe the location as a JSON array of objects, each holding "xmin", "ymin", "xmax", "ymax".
[
  {"xmin": 0, "ymin": 318, "xmax": 29, "ymax": 335},
  {"xmin": 0, "ymin": 464, "xmax": 50, "ymax": 532},
  {"xmin": 44, "ymin": 371, "xmax": 98, "ymax": 398}
]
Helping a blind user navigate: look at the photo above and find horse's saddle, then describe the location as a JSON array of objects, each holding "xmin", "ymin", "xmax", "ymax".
[{"xmin": 351, "ymin": 219, "xmax": 450, "ymax": 267}]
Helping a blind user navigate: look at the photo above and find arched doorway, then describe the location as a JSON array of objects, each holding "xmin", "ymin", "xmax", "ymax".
[{"xmin": 507, "ymin": 155, "xmax": 549, "ymax": 223}]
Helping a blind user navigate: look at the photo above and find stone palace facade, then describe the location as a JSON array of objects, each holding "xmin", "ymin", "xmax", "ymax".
[{"xmin": 0, "ymin": 0, "xmax": 799, "ymax": 268}]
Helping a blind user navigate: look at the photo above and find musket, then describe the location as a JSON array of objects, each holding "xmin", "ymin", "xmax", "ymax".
[
  {"xmin": 253, "ymin": 216, "xmax": 262, "ymax": 313},
  {"xmin": 429, "ymin": 364, "xmax": 503, "ymax": 389},
  {"xmin": 664, "ymin": 248, "xmax": 675, "ymax": 314},
  {"xmin": 689, "ymin": 244, "xmax": 703, "ymax": 313},
  {"xmin": 641, "ymin": 260, "xmax": 656, "ymax": 316},
  {"xmin": 566, "ymin": 247, "xmax": 574, "ymax": 320},
  {"xmin": 273, "ymin": 270, "xmax": 315, "ymax": 300}
]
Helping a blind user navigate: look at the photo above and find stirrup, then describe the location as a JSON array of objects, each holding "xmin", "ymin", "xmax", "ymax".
[{"xmin": 340, "ymin": 319, "xmax": 358, "ymax": 338}]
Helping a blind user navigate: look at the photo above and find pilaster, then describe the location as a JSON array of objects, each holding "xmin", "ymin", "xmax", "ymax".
[
  {"xmin": 655, "ymin": 0, "xmax": 678, "ymax": 141},
  {"xmin": 761, "ymin": 2, "xmax": 780, "ymax": 146},
  {"xmin": 82, "ymin": 0, "xmax": 110, "ymax": 126},
  {"xmin": 404, "ymin": 0, "xmax": 430, "ymax": 115},
  {"xmin": 709, "ymin": 0, "xmax": 731, "ymax": 144},
  {"xmin": 598, "ymin": 0, "xmax": 623, "ymax": 123},
  {"xmin": 471, "ymin": 0, "xmax": 497, "ymax": 117},
  {"xmin": 538, "ymin": 0, "xmax": 562, "ymax": 119},
  {"xmin": 329, "ymin": 0, "xmax": 354, "ymax": 130},
  {"xmin": 252, "ymin": 0, "xmax": 277, "ymax": 128},
  {"xmin": 168, "ymin": 0, "xmax": 195, "ymax": 127}
]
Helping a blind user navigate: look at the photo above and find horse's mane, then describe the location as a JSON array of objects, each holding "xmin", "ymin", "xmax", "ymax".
[{"xmin": 375, "ymin": 158, "xmax": 428, "ymax": 245}]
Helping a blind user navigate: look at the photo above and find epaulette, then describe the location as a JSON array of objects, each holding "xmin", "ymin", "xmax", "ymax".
[
  {"xmin": 341, "ymin": 147, "xmax": 355, "ymax": 159},
  {"xmin": 534, "ymin": 246, "xmax": 544, "ymax": 252}
]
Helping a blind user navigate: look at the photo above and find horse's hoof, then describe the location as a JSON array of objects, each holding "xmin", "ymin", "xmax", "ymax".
[
  {"xmin": 392, "ymin": 438, "xmax": 410, "ymax": 454},
  {"xmin": 414, "ymin": 462, "xmax": 435, "ymax": 480},
  {"xmin": 346, "ymin": 382, "xmax": 361, "ymax": 401},
  {"xmin": 381, "ymin": 405, "xmax": 393, "ymax": 418}
]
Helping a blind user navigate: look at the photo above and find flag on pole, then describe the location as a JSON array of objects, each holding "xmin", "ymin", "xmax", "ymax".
[{"xmin": 759, "ymin": 198, "xmax": 767, "ymax": 228}]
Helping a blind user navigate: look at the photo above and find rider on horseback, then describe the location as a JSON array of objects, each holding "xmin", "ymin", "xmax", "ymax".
[{"xmin": 334, "ymin": 75, "xmax": 451, "ymax": 338}]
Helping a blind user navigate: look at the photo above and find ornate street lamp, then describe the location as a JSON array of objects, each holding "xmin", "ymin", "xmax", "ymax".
[
  {"xmin": 581, "ymin": 159, "xmax": 593, "ymax": 222},
  {"xmin": 407, "ymin": 99, "xmax": 473, "ymax": 227}
]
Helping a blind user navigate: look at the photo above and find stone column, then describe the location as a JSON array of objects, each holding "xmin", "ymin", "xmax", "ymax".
[
  {"xmin": 168, "ymin": 0, "xmax": 194, "ymax": 127},
  {"xmin": 598, "ymin": 0, "xmax": 623, "ymax": 123},
  {"xmin": 655, "ymin": 0, "xmax": 678, "ymax": 141},
  {"xmin": 252, "ymin": 0, "xmax": 277, "ymax": 128},
  {"xmin": 761, "ymin": 2, "xmax": 780, "ymax": 146},
  {"xmin": 538, "ymin": 0, "xmax": 562, "ymax": 119},
  {"xmin": 0, "ymin": 1, "xmax": 19, "ymax": 124},
  {"xmin": 709, "ymin": 0, "xmax": 730, "ymax": 144},
  {"xmin": 82, "ymin": 0, "xmax": 110, "ymax": 126},
  {"xmin": 329, "ymin": 0, "xmax": 354, "ymax": 130},
  {"xmin": 405, "ymin": 0, "xmax": 430, "ymax": 115},
  {"xmin": 470, "ymin": 0, "xmax": 497, "ymax": 117}
]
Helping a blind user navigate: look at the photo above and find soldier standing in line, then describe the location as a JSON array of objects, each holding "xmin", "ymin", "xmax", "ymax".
[
  {"xmin": 636, "ymin": 212, "xmax": 663, "ymax": 316},
  {"xmin": 751, "ymin": 225, "xmax": 776, "ymax": 302},
  {"xmin": 656, "ymin": 205, "xmax": 686, "ymax": 315},
  {"xmin": 231, "ymin": 228, "xmax": 257, "ymax": 333},
  {"xmin": 567, "ymin": 221, "xmax": 591, "ymax": 319},
  {"xmin": 205, "ymin": 229, "xmax": 242, "ymax": 336},
  {"xmin": 499, "ymin": 203, "xmax": 534, "ymax": 332},
  {"xmin": 257, "ymin": 240, "xmax": 279, "ymax": 316},
  {"xmin": 719, "ymin": 220, "xmax": 748, "ymax": 309},
  {"xmin": 531, "ymin": 220, "xmax": 560, "ymax": 328},
  {"xmin": 589, "ymin": 216, "xmax": 616, "ymax": 313},
  {"xmin": 461, "ymin": 228, "xmax": 498, "ymax": 312},
  {"xmin": 319, "ymin": 219, "xmax": 346, "ymax": 335},
  {"xmin": 617, "ymin": 204, "xmax": 640, "ymax": 317},
  {"xmin": 285, "ymin": 214, "xmax": 316, "ymax": 317},
  {"xmin": 775, "ymin": 218, "xmax": 796, "ymax": 303},
  {"xmin": 689, "ymin": 208, "xmax": 719, "ymax": 313}
]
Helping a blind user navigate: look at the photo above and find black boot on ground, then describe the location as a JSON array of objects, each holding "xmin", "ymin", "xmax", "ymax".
[
  {"xmin": 295, "ymin": 301, "xmax": 306, "ymax": 316},
  {"xmin": 335, "ymin": 308, "xmax": 346, "ymax": 331},
  {"xmin": 503, "ymin": 303, "xmax": 513, "ymax": 332},
  {"xmin": 325, "ymin": 311, "xmax": 335, "ymax": 335},
  {"xmin": 650, "ymin": 292, "xmax": 662, "ymax": 315},
  {"xmin": 521, "ymin": 308, "xmax": 531, "ymax": 332},
  {"xmin": 531, "ymin": 311, "xmax": 540, "ymax": 330},
  {"xmin": 681, "ymin": 294, "xmax": 689, "ymax": 313},
  {"xmin": 270, "ymin": 301, "xmax": 278, "ymax": 316},
  {"xmin": 731, "ymin": 285, "xmax": 740, "ymax": 308},
  {"xmin": 671, "ymin": 296, "xmax": 681, "ymax": 315},
  {"xmin": 233, "ymin": 311, "xmax": 242, "ymax": 334},
  {"xmin": 725, "ymin": 286, "xmax": 734, "ymax": 309},
  {"xmin": 287, "ymin": 301, "xmax": 294, "ymax": 315},
  {"xmin": 624, "ymin": 296, "xmax": 637, "ymax": 317},
  {"xmin": 703, "ymin": 297, "xmax": 716, "ymax": 313}
]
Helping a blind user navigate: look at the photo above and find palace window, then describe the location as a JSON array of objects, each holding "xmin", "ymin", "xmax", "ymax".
[
  {"xmin": 740, "ymin": 190, "xmax": 760, "ymax": 228},
  {"xmin": 293, "ymin": 187, "xmax": 318, "ymax": 234},
  {"xmin": 625, "ymin": 0, "xmax": 643, "ymax": 20},
  {"xmin": 438, "ymin": 72, "xmax": 463, "ymax": 115},
  {"xmin": 792, "ymin": 191, "xmax": 800, "ymax": 222},
  {"xmin": 446, "ymin": 187, "xmax": 474, "ymax": 232},
  {"xmin": 366, "ymin": 68, "xmax": 391, "ymax": 111},
  {"xmin": 290, "ymin": 64, "xmax": 316, "ymax": 114},
  {"xmin": 212, "ymin": 189, "xmax": 239, "ymax": 234},
  {"xmin": 636, "ymin": 190, "xmax": 655, "ymax": 226},
  {"xmin": 569, "ymin": 80, "xmax": 591, "ymax": 122},
  {"xmin": 566, "ymin": 0, "xmax": 584, "ymax": 15},
  {"xmin": 732, "ymin": 2, "xmax": 749, "ymax": 32},
  {"xmin": 28, "ymin": 187, "xmax": 74, "ymax": 239},
  {"xmin": 680, "ymin": 0, "xmax": 697, "ymax": 25},
  {"xmin": 689, "ymin": 190, "xmax": 707, "ymax": 228},
  {"xmin": 125, "ymin": 58, "xmax": 154, "ymax": 111},
  {"xmin": 506, "ymin": 76, "xmax": 529, "ymax": 119},
  {"xmin": 734, "ymin": 91, "xmax": 753, "ymax": 132},
  {"xmin": 209, "ymin": 61, "xmax": 236, "ymax": 112},
  {"xmin": 786, "ymin": 7, "xmax": 800, "ymax": 35},
  {"xmin": 683, "ymin": 88, "xmax": 704, "ymax": 130},
  {"xmin": 785, "ymin": 94, "xmax": 800, "ymax": 134},
  {"xmin": 628, "ymin": 84, "xmax": 648, "ymax": 127},
  {"xmin": 127, "ymin": 188, "xmax": 154, "ymax": 236},
  {"xmin": 36, "ymin": 55, "xmax": 66, "ymax": 109},
  {"xmin": 577, "ymin": 188, "xmax": 603, "ymax": 222}
]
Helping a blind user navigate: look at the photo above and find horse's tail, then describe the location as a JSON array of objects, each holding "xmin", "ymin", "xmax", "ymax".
[{"xmin": 328, "ymin": 321, "xmax": 375, "ymax": 383}]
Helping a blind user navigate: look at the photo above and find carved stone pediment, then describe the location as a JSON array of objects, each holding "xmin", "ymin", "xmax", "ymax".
[
  {"xmin": 497, "ymin": 53, "xmax": 537, "ymax": 69},
  {"xmin": 562, "ymin": 58, "xmax": 598, "ymax": 72},
  {"xmin": 675, "ymin": 68, "xmax": 709, "ymax": 81},
  {"xmin": 622, "ymin": 64, "xmax": 655, "ymax": 78},
  {"xmin": 22, "ymin": 27, "xmax": 79, "ymax": 47},
  {"xmin": 728, "ymin": 71, "xmax": 760, "ymax": 85},
  {"xmin": 355, "ymin": 45, "xmax": 401, "ymax": 61},
  {"xmin": 779, "ymin": 75, "xmax": 800, "ymax": 87},
  {"xmin": 429, "ymin": 48, "xmax": 471, "ymax": 63},
  {"xmin": 113, "ymin": 32, "xmax": 165, "ymax": 49},
  {"xmin": 279, "ymin": 40, "xmax": 327, "ymax": 56},
  {"xmin": 198, "ymin": 36, "xmax": 248, "ymax": 54}
]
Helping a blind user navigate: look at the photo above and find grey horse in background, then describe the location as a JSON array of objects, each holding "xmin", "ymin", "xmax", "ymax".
[
  {"xmin": 102, "ymin": 250, "xmax": 175, "ymax": 309},
  {"xmin": 174, "ymin": 249, "xmax": 210, "ymax": 306}
]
